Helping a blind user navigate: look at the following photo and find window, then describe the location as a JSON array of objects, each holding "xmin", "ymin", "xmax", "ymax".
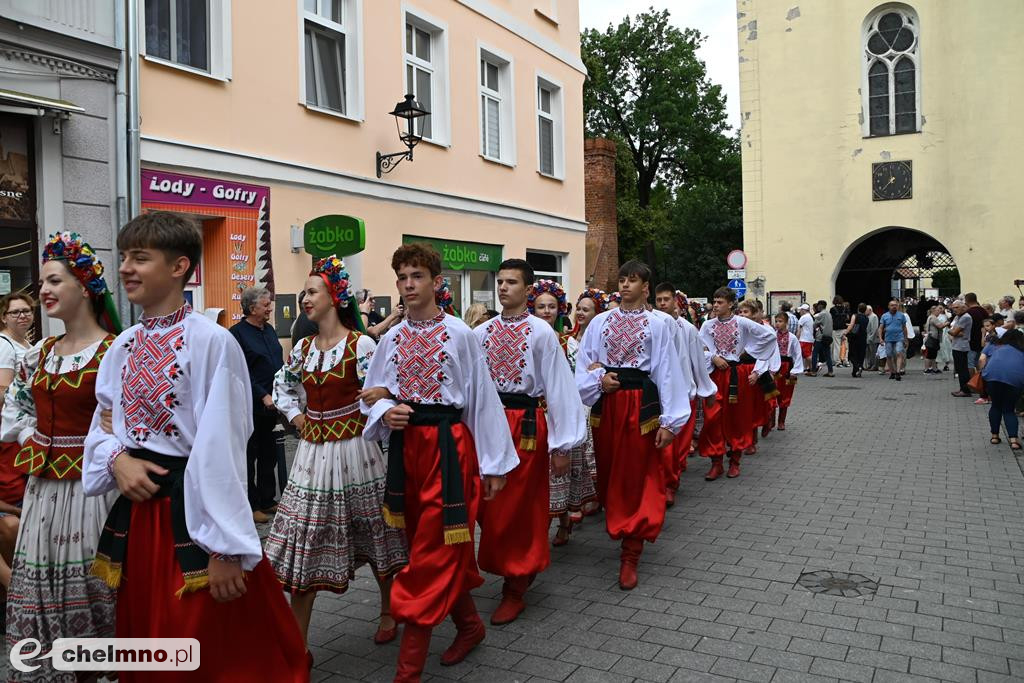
[
  {"xmin": 526, "ymin": 250, "xmax": 566, "ymax": 287},
  {"xmin": 863, "ymin": 7, "xmax": 920, "ymax": 136},
  {"xmin": 479, "ymin": 46, "xmax": 515, "ymax": 165},
  {"xmin": 404, "ymin": 8, "xmax": 449, "ymax": 144},
  {"xmin": 144, "ymin": 0, "xmax": 231, "ymax": 78},
  {"xmin": 301, "ymin": 0, "xmax": 363, "ymax": 119},
  {"xmin": 536, "ymin": 75, "xmax": 564, "ymax": 178}
]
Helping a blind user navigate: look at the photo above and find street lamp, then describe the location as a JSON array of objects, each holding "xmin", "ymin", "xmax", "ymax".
[{"xmin": 376, "ymin": 93, "xmax": 430, "ymax": 178}]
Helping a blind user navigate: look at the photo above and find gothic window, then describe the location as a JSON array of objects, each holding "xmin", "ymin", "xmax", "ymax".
[{"xmin": 863, "ymin": 7, "xmax": 920, "ymax": 136}]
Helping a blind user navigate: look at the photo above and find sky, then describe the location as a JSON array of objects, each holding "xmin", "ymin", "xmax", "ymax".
[{"xmin": 578, "ymin": 0, "xmax": 741, "ymax": 130}]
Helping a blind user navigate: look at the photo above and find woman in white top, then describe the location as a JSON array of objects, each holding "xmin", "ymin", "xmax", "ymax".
[
  {"xmin": 0, "ymin": 293, "xmax": 34, "ymax": 588},
  {"xmin": 936, "ymin": 304, "xmax": 953, "ymax": 371}
]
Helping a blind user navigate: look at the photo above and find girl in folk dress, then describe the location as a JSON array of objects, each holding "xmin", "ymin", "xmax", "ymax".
[
  {"xmin": 5, "ymin": 233, "xmax": 121, "ymax": 682},
  {"xmin": 266, "ymin": 256, "xmax": 407, "ymax": 649}
]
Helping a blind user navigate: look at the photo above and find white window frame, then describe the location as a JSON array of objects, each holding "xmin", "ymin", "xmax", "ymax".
[
  {"xmin": 402, "ymin": 5, "xmax": 450, "ymax": 146},
  {"xmin": 478, "ymin": 43, "xmax": 516, "ymax": 167},
  {"xmin": 526, "ymin": 249, "xmax": 568, "ymax": 292},
  {"xmin": 860, "ymin": 4, "xmax": 921, "ymax": 137},
  {"xmin": 535, "ymin": 71, "xmax": 565, "ymax": 180},
  {"xmin": 141, "ymin": 0, "xmax": 233, "ymax": 81},
  {"xmin": 298, "ymin": 0, "xmax": 364, "ymax": 122}
]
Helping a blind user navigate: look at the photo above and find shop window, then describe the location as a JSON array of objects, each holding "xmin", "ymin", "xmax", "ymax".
[
  {"xmin": 536, "ymin": 75, "xmax": 564, "ymax": 179},
  {"xmin": 526, "ymin": 250, "xmax": 565, "ymax": 286},
  {"xmin": 404, "ymin": 9, "xmax": 449, "ymax": 144},
  {"xmin": 301, "ymin": 0, "xmax": 363, "ymax": 119},
  {"xmin": 479, "ymin": 46, "xmax": 515, "ymax": 165},
  {"xmin": 144, "ymin": 0, "xmax": 232, "ymax": 79}
]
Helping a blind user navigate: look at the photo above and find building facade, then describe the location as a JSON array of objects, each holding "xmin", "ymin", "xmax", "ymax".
[
  {"xmin": 0, "ymin": 1, "xmax": 126, "ymax": 333},
  {"xmin": 737, "ymin": 0, "xmax": 1024, "ymax": 309},
  {"xmin": 138, "ymin": 0, "xmax": 587, "ymax": 331}
]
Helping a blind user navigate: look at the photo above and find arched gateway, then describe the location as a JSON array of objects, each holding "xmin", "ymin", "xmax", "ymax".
[{"xmin": 834, "ymin": 227, "xmax": 960, "ymax": 312}]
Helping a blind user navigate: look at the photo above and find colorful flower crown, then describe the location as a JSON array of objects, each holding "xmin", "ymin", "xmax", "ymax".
[
  {"xmin": 42, "ymin": 232, "xmax": 110, "ymax": 296},
  {"xmin": 435, "ymin": 278, "xmax": 457, "ymax": 315},
  {"xmin": 675, "ymin": 290, "xmax": 688, "ymax": 311},
  {"xmin": 577, "ymin": 287, "xmax": 611, "ymax": 313},
  {"xmin": 609, "ymin": 291, "xmax": 622, "ymax": 306},
  {"xmin": 310, "ymin": 255, "xmax": 352, "ymax": 309},
  {"xmin": 527, "ymin": 279, "xmax": 568, "ymax": 316}
]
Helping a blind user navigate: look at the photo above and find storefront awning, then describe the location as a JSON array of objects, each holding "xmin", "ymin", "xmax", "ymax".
[{"xmin": 0, "ymin": 88, "xmax": 84, "ymax": 116}]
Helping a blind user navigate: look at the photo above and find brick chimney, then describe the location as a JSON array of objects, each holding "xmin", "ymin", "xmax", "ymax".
[{"xmin": 584, "ymin": 138, "xmax": 619, "ymax": 292}]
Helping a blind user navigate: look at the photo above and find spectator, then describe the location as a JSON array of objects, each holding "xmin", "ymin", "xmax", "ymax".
[
  {"xmin": 998, "ymin": 295, "xmax": 1015, "ymax": 318},
  {"xmin": 845, "ymin": 303, "xmax": 868, "ymax": 378},
  {"xmin": 979, "ymin": 328, "xmax": 1024, "ymax": 451},
  {"xmin": 462, "ymin": 302, "xmax": 490, "ymax": 329},
  {"xmin": 865, "ymin": 305, "xmax": 880, "ymax": 371},
  {"xmin": 290, "ymin": 290, "xmax": 319, "ymax": 347},
  {"xmin": 229, "ymin": 286, "xmax": 285, "ymax": 523},
  {"xmin": 811, "ymin": 300, "xmax": 834, "ymax": 377},
  {"xmin": 780, "ymin": 300, "xmax": 798, "ymax": 334},
  {"xmin": 356, "ymin": 288, "xmax": 404, "ymax": 339},
  {"xmin": 936, "ymin": 303, "xmax": 953, "ymax": 371},
  {"xmin": 830, "ymin": 296, "xmax": 850, "ymax": 368},
  {"xmin": 879, "ymin": 299, "xmax": 909, "ymax": 381},
  {"xmin": 797, "ymin": 303, "xmax": 815, "ymax": 375},
  {"xmin": 964, "ymin": 292, "xmax": 988, "ymax": 374},
  {"xmin": 898, "ymin": 301, "xmax": 915, "ymax": 374},
  {"xmin": 949, "ymin": 299, "xmax": 973, "ymax": 397},
  {"xmin": 922, "ymin": 305, "xmax": 947, "ymax": 374}
]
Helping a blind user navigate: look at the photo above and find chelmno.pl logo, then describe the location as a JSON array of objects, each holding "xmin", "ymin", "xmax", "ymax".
[{"xmin": 10, "ymin": 638, "xmax": 200, "ymax": 672}]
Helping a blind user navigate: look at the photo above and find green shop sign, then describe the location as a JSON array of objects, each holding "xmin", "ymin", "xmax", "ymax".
[
  {"xmin": 402, "ymin": 236, "xmax": 502, "ymax": 272},
  {"xmin": 304, "ymin": 215, "xmax": 366, "ymax": 257}
]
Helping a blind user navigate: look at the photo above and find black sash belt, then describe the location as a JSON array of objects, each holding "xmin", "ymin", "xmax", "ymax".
[
  {"xmin": 737, "ymin": 353, "xmax": 781, "ymax": 402},
  {"xmin": 590, "ymin": 367, "xmax": 661, "ymax": 435},
  {"xmin": 779, "ymin": 356, "xmax": 798, "ymax": 385},
  {"xmin": 499, "ymin": 392, "xmax": 542, "ymax": 451},
  {"xmin": 383, "ymin": 403, "xmax": 471, "ymax": 545},
  {"xmin": 93, "ymin": 449, "xmax": 210, "ymax": 597}
]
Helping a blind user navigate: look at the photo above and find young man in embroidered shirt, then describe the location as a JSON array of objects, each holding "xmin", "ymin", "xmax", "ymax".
[
  {"xmin": 83, "ymin": 211, "xmax": 308, "ymax": 681},
  {"xmin": 576, "ymin": 261, "xmax": 689, "ymax": 590},
  {"xmin": 697, "ymin": 287, "xmax": 781, "ymax": 482},
  {"xmin": 361, "ymin": 243, "xmax": 519, "ymax": 682},
  {"xmin": 473, "ymin": 259, "xmax": 585, "ymax": 625},
  {"xmin": 654, "ymin": 283, "xmax": 717, "ymax": 506}
]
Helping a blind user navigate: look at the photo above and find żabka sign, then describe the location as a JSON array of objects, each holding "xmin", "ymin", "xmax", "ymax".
[
  {"xmin": 304, "ymin": 215, "xmax": 366, "ymax": 258},
  {"xmin": 142, "ymin": 170, "xmax": 269, "ymax": 209}
]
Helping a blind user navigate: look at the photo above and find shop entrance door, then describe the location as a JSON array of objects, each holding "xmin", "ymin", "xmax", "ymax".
[{"xmin": 0, "ymin": 115, "xmax": 39, "ymax": 336}]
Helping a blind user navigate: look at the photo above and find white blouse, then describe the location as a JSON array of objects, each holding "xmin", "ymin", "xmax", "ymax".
[
  {"xmin": 360, "ymin": 311, "xmax": 519, "ymax": 477},
  {"xmin": 575, "ymin": 307, "xmax": 690, "ymax": 433},
  {"xmin": 0, "ymin": 334, "xmax": 36, "ymax": 444},
  {"xmin": 274, "ymin": 333, "xmax": 376, "ymax": 423},
  {"xmin": 83, "ymin": 305, "xmax": 263, "ymax": 570},
  {"xmin": 699, "ymin": 315, "xmax": 782, "ymax": 376},
  {"xmin": 474, "ymin": 313, "xmax": 586, "ymax": 454},
  {"xmin": 3, "ymin": 338, "xmax": 104, "ymax": 446},
  {"xmin": 675, "ymin": 316, "xmax": 718, "ymax": 401}
]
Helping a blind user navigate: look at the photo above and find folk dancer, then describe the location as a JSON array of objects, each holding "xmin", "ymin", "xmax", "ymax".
[
  {"xmin": 474, "ymin": 267, "xmax": 585, "ymax": 625},
  {"xmin": 576, "ymin": 261, "xmax": 689, "ymax": 590},
  {"xmin": 361, "ymin": 243, "xmax": 518, "ymax": 682},
  {"xmin": 771, "ymin": 311, "xmax": 804, "ymax": 431}
]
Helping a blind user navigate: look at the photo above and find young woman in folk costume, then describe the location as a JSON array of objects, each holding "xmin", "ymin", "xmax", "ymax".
[
  {"xmin": 5, "ymin": 233, "xmax": 122, "ymax": 682},
  {"xmin": 528, "ymin": 280, "xmax": 598, "ymax": 545},
  {"xmin": 770, "ymin": 311, "xmax": 803, "ymax": 431},
  {"xmin": 266, "ymin": 256, "xmax": 407, "ymax": 654}
]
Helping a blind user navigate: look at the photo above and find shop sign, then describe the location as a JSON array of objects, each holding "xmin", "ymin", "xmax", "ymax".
[
  {"xmin": 0, "ymin": 116, "xmax": 33, "ymax": 223},
  {"xmin": 403, "ymin": 235, "xmax": 502, "ymax": 272},
  {"xmin": 142, "ymin": 169, "xmax": 269, "ymax": 209},
  {"xmin": 304, "ymin": 215, "xmax": 366, "ymax": 257}
]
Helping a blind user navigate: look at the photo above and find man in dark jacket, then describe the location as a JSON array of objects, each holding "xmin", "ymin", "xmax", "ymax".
[{"xmin": 230, "ymin": 286, "xmax": 284, "ymax": 523}]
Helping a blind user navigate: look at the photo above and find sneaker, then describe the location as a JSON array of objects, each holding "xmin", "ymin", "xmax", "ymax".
[{"xmin": 974, "ymin": 398, "xmax": 991, "ymax": 405}]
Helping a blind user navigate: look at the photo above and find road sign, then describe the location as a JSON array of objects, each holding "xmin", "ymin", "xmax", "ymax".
[
  {"xmin": 728, "ymin": 279, "xmax": 747, "ymax": 298},
  {"xmin": 726, "ymin": 249, "xmax": 747, "ymax": 269},
  {"xmin": 727, "ymin": 269, "xmax": 746, "ymax": 280}
]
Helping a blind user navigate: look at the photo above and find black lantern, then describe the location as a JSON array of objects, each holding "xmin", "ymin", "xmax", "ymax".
[{"xmin": 376, "ymin": 94, "xmax": 430, "ymax": 178}]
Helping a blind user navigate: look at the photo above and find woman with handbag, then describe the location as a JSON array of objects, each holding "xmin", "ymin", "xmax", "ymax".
[
  {"xmin": 923, "ymin": 305, "xmax": 945, "ymax": 374},
  {"xmin": 845, "ymin": 303, "xmax": 869, "ymax": 378}
]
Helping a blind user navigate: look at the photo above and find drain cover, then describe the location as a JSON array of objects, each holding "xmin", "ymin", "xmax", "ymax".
[
  {"xmin": 797, "ymin": 571, "xmax": 878, "ymax": 597},
  {"xmin": 824, "ymin": 386, "xmax": 861, "ymax": 391}
]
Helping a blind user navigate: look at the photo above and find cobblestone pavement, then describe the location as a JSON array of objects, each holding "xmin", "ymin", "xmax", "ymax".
[{"xmin": 298, "ymin": 359, "xmax": 1024, "ymax": 682}]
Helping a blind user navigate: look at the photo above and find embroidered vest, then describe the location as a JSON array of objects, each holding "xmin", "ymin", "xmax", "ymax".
[
  {"xmin": 298, "ymin": 333, "xmax": 366, "ymax": 443},
  {"xmin": 16, "ymin": 335, "xmax": 114, "ymax": 479}
]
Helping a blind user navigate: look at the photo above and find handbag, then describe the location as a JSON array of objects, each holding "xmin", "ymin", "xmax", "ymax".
[{"xmin": 967, "ymin": 372, "xmax": 985, "ymax": 395}]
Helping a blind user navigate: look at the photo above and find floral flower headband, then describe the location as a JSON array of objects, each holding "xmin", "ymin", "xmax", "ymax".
[
  {"xmin": 577, "ymin": 287, "xmax": 611, "ymax": 313},
  {"xmin": 435, "ymin": 278, "xmax": 457, "ymax": 315},
  {"xmin": 310, "ymin": 255, "xmax": 352, "ymax": 309},
  {"xmin": 527, "ymin": 279, "xmax": 568, "ymax": 316},
  {"xmin": 609, "ymin": 291, "xmax": 622, "ymax": 305},
  {"xmin": 42, "ymin": 232, "xmax": 110, "ymax": 296}
]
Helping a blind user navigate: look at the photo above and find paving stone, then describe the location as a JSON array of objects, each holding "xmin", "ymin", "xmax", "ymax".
[
  {"xmin": 609, "ymin": 656, "xmax": 677, "ymax": 682},
  {"xmin": 709, "ymin": 656, "xmax": 776, "ymax": 682}
]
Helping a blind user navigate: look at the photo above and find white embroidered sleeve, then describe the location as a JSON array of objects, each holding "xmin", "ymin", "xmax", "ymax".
[
  {"xmin": 535, "ymin": 326, "xmax": 586, "ymax": 453},
  {"xmin": 458, "ymin": 327, "xmax": 519, "ymax": 476},
  {"xmin": 650, "ymin": 316, "xmax": 690, "ymax": 433},
  {"xmin": 83, "ymin": 339, "xmax": 127, "ymax": 497},
  {"xmin": 273, "ymin": 341, "xmax": 307, "ymax": 424},
  {"xmin": 355, "ymin": 333, "xmax": 377, "ymax": 383},
  {"xmin": 574, "ymin": 315, "xmax": 606, "ymax": 407},
  {"xmin": 360, "ymin": 329, "xmax": 398, "ymax": 443}
]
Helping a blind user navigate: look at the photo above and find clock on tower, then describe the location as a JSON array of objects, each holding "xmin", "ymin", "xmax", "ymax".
[{"xmin": 872, "ymin": 161, "xmax": 912, "ymax": 201}]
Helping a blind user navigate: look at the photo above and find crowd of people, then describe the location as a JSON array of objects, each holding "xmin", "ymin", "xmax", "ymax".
[{"xmin": 0, "ymin": 209, "xmax": 1017, "ymax": 682}]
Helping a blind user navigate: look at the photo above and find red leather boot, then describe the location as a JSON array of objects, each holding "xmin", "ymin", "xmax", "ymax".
[
  {"xmin": 491, "ymin": 576, "xmax": 529, "ymax": 625},
  {"xmin": 440, "ymin": 592, "xmax": 485, "ymax": 666},
  {"xmin": 394, "ymin": 623, "xmax": 432, "ymax": 683},
  {"xmin": 705, "ymin": 456, "xmax": 724, "ymax": 481},
  {"xmin": 727, "ymin": 453, "xmax": 741, "ymax": 478},
  {"xmin": 619, "ymin": 538, "xmax": 643, "ymax": 590}
]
